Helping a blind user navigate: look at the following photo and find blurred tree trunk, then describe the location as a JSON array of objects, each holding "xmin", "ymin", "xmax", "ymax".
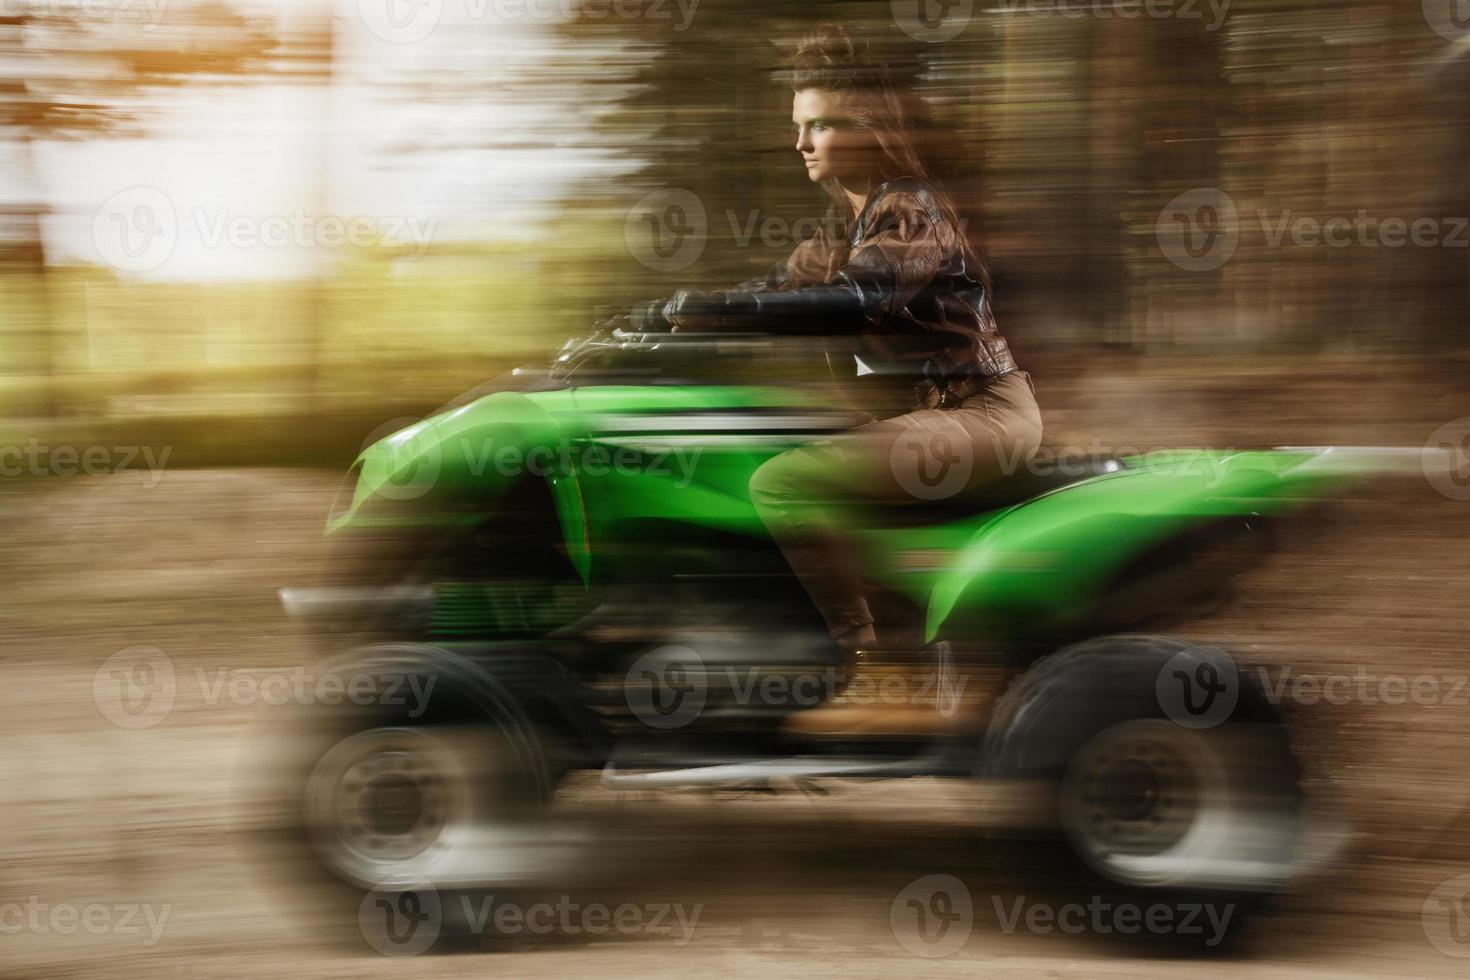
[
  {"xmin": 0, "ymin": 17, "xmax": 56, "ymax": 418},
  {"xmin": 1133, "ymin": 15, "xmax": 1225, "ymax": 351},
  {"xmin": 302, "ymin": 12, "xmax": 335, "ymax": 415},
  {"xmin": 1087, "ymin": 14, "xmax": 1144, "ymax": 347}
]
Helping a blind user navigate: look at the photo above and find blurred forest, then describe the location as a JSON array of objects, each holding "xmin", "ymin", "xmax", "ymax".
[{"xmin": 1, "ymin": 0, "xmax": 1468, "ymax": 462}]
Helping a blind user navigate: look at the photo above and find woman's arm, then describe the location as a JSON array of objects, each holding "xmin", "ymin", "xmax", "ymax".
[
  {"xmin": 628, "ymin": 223, "xmax": 830, "ymax": 330},
  {"xmin": 727, "ymin": 224, "xmax": 830, "ymax": 293},
  {"xmin": 667, "ymin": 190, "xmax": 954, "ymax": 334}
]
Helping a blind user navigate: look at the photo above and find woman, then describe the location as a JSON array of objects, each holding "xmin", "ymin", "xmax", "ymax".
[{"xmin": 645, "ymin": 25, "xmax": 1042, "ymax": 691}]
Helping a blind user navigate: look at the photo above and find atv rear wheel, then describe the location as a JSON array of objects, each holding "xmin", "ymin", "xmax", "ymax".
[{"xmin": 1059, "ymin": 718, "xmax": 1301, "ymax": 893}]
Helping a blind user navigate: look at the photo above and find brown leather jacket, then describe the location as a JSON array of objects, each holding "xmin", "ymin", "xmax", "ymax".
[{"xmin": 666, "ymin": 177, "xmax": 1018, "ymax": 396}]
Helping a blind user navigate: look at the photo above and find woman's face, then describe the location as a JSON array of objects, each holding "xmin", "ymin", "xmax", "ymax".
[{"xmin": 792, "ymin": 88, "xmax": 880, "ymax": 185}]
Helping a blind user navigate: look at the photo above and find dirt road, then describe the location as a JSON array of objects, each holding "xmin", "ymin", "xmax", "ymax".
[{"xmin": 2, "ymin": 355, "xmax": 1469, "ymax": 978}]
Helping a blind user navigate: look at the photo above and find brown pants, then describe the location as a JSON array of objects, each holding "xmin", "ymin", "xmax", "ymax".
[{"xmin": 748, "ymin": 371, "xmax": 1044, "ymax": 637}]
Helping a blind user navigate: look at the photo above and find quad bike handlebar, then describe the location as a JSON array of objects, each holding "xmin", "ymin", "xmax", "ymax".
[{"xmin": 589, "ymin": 301, "xmax": 674, "ymax": 336}]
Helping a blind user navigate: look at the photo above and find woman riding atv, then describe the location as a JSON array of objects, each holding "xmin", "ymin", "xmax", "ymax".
[{"xmin": 635, "ymin": 24, "xmax": 1043, "ymax": 722}]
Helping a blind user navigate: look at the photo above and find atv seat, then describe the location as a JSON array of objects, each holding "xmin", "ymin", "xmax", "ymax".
[{"xmin": 868, "ymin": 454, "xmax": 1126, "ymax": 527}]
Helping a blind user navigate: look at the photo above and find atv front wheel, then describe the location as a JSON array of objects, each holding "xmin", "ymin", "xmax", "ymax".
[{"xmin": 303, "ymin": 723, "xmax": 551, "ymax": 890}]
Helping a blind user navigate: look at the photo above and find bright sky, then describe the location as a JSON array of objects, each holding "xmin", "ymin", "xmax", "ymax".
[{"xmin": 29, "ymin": 0, "xmax": 626, "ymax": 281}]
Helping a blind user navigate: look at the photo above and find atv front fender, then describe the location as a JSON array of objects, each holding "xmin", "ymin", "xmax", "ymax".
[{"xmin": 329, "ymin": 390, "xmax": 592, "ymax": 583}]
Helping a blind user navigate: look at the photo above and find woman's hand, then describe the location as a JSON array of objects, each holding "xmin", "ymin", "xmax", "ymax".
[
  {"xmin": 665, "ymin": 289, "xmax": 718, "ymax": 333},
  {"xmin": 628, "ymin": 298, "xmax": 674, "ymax": 332},
  {"xmin": 625, "ymin": 291, "xmax": 733, "ymax": 332},
  {"xmin": 664, "ymin": 289, "xmax": 758, "ymax": 332}
]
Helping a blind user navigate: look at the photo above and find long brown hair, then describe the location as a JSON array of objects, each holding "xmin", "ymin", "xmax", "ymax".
[{"xmin": 786, "ymin": 23, "xmax": 992, "ymax": 292}]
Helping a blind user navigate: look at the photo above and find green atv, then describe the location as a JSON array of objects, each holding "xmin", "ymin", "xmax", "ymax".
[{"xmin": 265, "ymin": 315, "xmax": 1386, "ymax": 947}]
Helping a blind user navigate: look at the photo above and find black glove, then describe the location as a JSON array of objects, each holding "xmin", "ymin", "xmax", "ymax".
[
  {"xmin": 663, "ymin": 289, "xmax": 758, "ymax": 332},
  {"xmin": 628, "ymin": 298, "xmax": 675, "ymax": 331}
]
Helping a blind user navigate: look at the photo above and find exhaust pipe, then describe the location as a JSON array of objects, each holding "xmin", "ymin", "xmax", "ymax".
[{"xmin": 278, "ymin": 585, "xmax": 434, "ymax": 622}]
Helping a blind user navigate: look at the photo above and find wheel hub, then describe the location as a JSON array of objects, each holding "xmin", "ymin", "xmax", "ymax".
[
  {"xmin": 305, "ymin": 728, "xmax": 469, "ymax": 882},
  {"xmin": 1067, "ymin": 723, "xmax": 1202, "ymax": 859},
  {"xmin": 343, "ymin": 755, "xmax": 447, "ymax": 850},
  {"xmin": 1090, "ymin": 758, "xmax": 1164, "ymax": 822},
  {"xmin": 360, "ymin": 774, "xmax": 425, "ymax": 836}
]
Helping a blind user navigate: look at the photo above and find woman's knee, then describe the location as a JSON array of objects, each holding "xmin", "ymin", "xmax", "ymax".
[
  {"xmin": 749, "ymin": 442, "xmax": 842, "ymax": 509},
  {"xmin": 749, "ymin": 451, "xmax": 802, "ymax": 508}
]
